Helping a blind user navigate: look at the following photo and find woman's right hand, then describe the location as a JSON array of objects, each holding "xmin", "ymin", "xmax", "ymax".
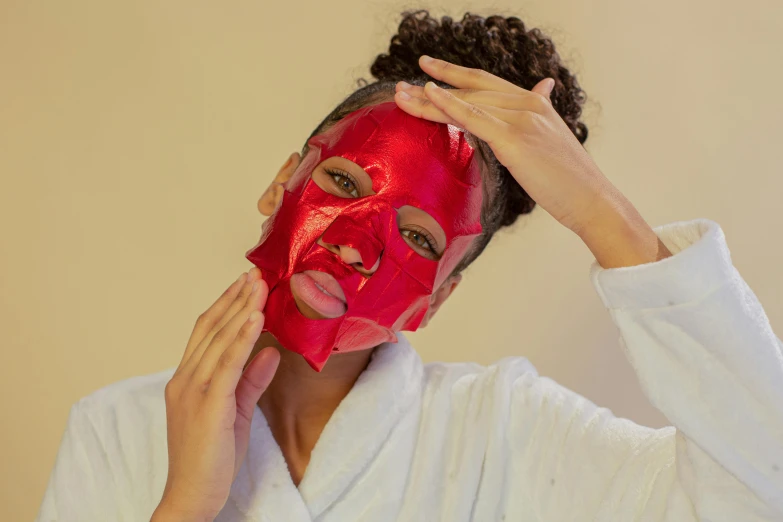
[{"xmin": 151, "ymin": 267, "xmax": 280, "ymax": 522}]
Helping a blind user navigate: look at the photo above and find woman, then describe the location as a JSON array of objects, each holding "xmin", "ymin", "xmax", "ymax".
[{"xmin": 36, "ymin": 11, "xmax": 782, "ymax": 522}]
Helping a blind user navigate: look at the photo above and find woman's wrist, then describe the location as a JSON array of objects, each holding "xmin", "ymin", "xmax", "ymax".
[
  {"xmin": 150, "ymin": 498, "xmax": 215, "ymax": 522},
  {"xmin": 575, "ymin": 199, "xmax": 672, "ymax": 269}
]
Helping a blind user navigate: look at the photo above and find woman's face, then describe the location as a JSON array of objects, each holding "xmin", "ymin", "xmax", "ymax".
[{"xmin": 247, "ymin": 101, "xmax": 483, "ymax": 371}]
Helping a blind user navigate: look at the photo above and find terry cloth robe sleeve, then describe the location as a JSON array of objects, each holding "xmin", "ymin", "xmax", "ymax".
[
  {"xmin": 486, "ymin": 218, "xmax": 783, "ymax": 521},
  {"xmin": 35, "ymin": 369, "xmax": 174, "ymax": 522},
  {"xmin": 35, "ymin": 401, "xmax": 113, "ymax": 522}
]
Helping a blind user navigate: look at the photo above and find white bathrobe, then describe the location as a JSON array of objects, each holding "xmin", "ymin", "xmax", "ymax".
[{"xmin": 35, "ymin": 218, "xmax": 783, "ymax": 522}]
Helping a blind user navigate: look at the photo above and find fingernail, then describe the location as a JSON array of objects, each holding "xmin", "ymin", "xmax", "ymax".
[
  {"xmin": 398, "ymin": 81, "xmax": 412, "ymax": 90},
  {"xmin": 249, "ymin": 267, "xmax": 260, "ymax": 279},
  {"xmin": 252, "ymin": 281, "xmax": 259, "ymax": 293},
  {"xmin": 420, "ymin": 55, "xmax": 434, "ymax": 65},
  {"xmin": 425, "ymin": 81, "xmax": 441, "ymax": 91},
  {"xmin": 236, "ymin": 272, "xmax": 247, "ymax": 284},
  {"xmin": 397, "ymin": 90, "xmax": 411, "ymax": 101},
  {"xmin": 546, "ymin": 78, "xmax": 556, "ymax": 94}
]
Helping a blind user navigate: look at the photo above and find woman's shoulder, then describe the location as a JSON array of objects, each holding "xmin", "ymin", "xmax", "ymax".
[
  {"xmin": 420, "ymin": 355, "xmax": 542, "ymax": 402},
  {"xmin": 47, "ymin": 368, "xmax": 175, "ymax": 511},
  {"xmin": 70, "ymin": 367, "xmax": 175, "ymax": 434},
  {"xmin": 423, "ymin": 355, "xmax": 539, "ymax": 381}
]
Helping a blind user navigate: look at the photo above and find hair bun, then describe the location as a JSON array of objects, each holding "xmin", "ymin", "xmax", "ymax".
[
  {"xmin": 370, "ymin": 10, "xmax": 587, "ymax": 141},
  {"xmin": 368, "ymin": 10, "xmax": 588, "ymax": 232}
]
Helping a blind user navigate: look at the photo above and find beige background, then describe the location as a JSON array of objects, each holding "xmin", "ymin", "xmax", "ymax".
[{"xmin": 2, "ymin": 0, "xmax": 781, "ymax": 519}]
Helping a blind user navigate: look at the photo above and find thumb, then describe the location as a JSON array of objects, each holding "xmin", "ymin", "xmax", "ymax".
[
  {"xmin": 532, "ymin": 78, "xmax": 555, "ymax": 102},
  {"xmin": 234, "ymin": 347, "xmax": 280, "ymax": 426},
  {"xmin": 232, "ymin": 346, "xmax": 280, "ymax": 483}
]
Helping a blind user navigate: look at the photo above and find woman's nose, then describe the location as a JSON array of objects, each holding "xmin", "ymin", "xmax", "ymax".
[{"xmin": 318, "ymin": 238, "xmax": 380, "ymax": 275}]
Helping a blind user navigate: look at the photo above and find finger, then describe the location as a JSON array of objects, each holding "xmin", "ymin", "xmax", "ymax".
[
  {"xmin": 418, "ymin": 55, "xmax": 523, "ymax": 95},
  {"xmin": 395, "ymin": 88, "xmax": 524, "ymax": 129},
  {"xmin": 192, "ymin": 278, "xmax": 269, "ymax": 385},
  {"xmin": 397, "ymin": 82, "xmax": 531, "ymax": 111},
  {"xmin": 399, "ymin": 83, "xmax": 518, "ymax": 143},
  {"xmin": 205, "ymin": 308, "xmax": 272, "ymax": 408},
  {"xmin": 177, "ymin": 271, "xmax": 247, "ymax": 371},
  {"xmin": 531, "ymin": 77, "xmax": 556, "ymax": 103},
  {"xmin": 233, "ymin": 347, "xmax": 280, "ymax": 425},
  {"xmin": 422, "ymin": 82, "xmax": 514, "ymax": 149},
  {"xmin": 394, "ymin": 89, "xmax": 457, "ymax": 125},
  {"xmin": 180, "ymin": 269, "xmax": 261, "ymax": 375}
]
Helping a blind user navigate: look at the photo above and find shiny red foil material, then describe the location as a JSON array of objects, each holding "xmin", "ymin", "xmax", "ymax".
[{"xmin": 245, "ymin": 101, "xmax": 483, "ymax": 371}]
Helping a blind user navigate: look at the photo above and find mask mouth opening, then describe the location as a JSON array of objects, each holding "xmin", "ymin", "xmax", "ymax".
[
  {"xmin": 309, "ymin": 270, "xmax": 347, "ymax": 303},
  {"xmin": 289, "ymin": 271, "xmax": 348, "ymax": 320}
]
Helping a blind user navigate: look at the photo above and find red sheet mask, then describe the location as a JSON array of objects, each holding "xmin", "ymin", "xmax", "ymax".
[{"xmin": 245, "ymin": 101, "xmax": 483, "ymax": 371}]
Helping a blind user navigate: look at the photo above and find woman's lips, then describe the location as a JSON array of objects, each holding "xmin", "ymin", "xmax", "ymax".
[
  {"xmin": 289, "ymin": 270, "xmax": 347, "ymax": 319},
  {"xmin": 306, "ymin": 270, "xmax": 347, "ymax": 301}
]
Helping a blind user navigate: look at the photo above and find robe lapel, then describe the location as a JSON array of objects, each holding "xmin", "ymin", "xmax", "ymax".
[
  {"xmin": 220, "ymin": 406, "xmax": 313, "ymax": 522},
  {"xmin": 298, "ymin": 334, "xmax": 424, "ymax": 519},
  {"xmin": 220, "ymin": 335, "xmax": 424, "ymax": 521}
]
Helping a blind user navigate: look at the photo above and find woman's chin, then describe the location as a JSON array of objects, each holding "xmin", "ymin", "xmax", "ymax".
[{"xmin": 334, "ymin": 318, "xmax": 398, "ymax": 352}]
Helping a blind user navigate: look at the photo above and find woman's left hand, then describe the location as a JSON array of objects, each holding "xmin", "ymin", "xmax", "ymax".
[{"xmin": 394, "ymin": 55, "xmax": 671, "ymax": 268}]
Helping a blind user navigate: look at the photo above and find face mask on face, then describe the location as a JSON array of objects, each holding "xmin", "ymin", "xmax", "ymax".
[{"xmin": 245, "ymin": 101, "xmax": 483, "ymax": 371}]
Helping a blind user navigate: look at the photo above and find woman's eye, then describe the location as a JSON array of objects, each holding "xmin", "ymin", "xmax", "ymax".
[
  {"xmin": 401, "ymin": 228, "xmax": 439, "ymax": 259},
  {"xmin": 325, "ymin": 168, "xmax": 359, "ymax": 197}
]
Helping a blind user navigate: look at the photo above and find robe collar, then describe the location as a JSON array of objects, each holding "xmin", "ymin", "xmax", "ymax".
[{"xmin": 226, "ymin": 334, "xmax": 424, "ymax": 521}]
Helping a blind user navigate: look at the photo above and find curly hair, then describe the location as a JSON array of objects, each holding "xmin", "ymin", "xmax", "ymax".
[{"xmin": 303, "ymin": 10, "xmax": 589, "ymax": 276}]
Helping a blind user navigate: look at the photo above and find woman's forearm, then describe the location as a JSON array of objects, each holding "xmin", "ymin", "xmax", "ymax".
[{"xmin": 577, "ymin": 199, "xmax": 673, "ymax": 269}]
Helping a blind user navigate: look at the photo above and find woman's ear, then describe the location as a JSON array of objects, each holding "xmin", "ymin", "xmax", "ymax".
[
  {"xmin": 420, "ymin": 273, "xmax": 462, "ymax": 328},
  {"xmin": 258, "ymin": 152, "xmax": 301, "ymax": 216}
]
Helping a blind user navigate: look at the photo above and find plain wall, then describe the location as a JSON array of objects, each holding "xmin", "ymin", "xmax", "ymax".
[{"xmin": 2, "ymin": 0, "xmax": 781, "ymax": 519}]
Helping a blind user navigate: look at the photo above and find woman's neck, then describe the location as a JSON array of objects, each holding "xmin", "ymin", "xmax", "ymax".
[{"xmin": 249, "ymin": 332, "xmax": 375, "ymax": 481}]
